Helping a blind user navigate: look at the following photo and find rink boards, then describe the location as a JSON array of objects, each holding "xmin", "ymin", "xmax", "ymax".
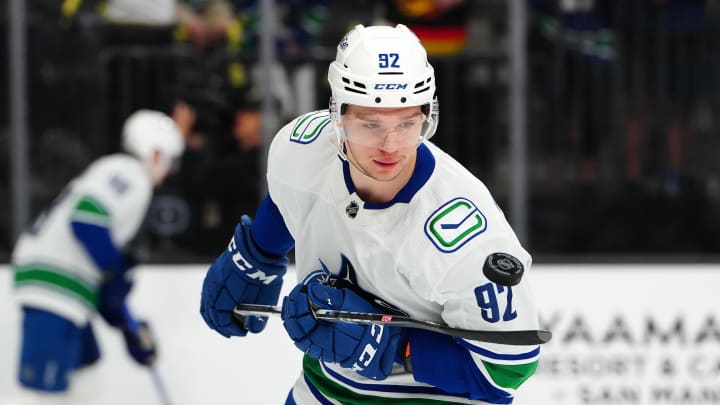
[{"xmin": 1, "ymin": 264, "xmax": 719, "ymax": 405}]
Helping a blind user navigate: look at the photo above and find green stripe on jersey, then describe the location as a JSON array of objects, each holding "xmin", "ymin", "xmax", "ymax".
[
  {"xmin": 302, "ymin": 356, "xmax": 466, "ymax": 404},
  {"xmin": 75, "ymin": 195, "xmax": 110, "ymax": 216},
  {"xmin": 72, "ymin": 195, "xmax": 111, "ymax": 226},
  {"xmin": 482, "ymin": 360, "xmax": 538, "ymax": 389},
  {"xmin": 14, "ymin": 265, "xmax": 98, "ymax": 309}
]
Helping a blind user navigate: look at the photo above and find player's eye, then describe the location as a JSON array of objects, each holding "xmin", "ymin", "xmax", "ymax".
[{"xmin": 400, "ymin": 120, "xmax": 417, "ymax": 129}]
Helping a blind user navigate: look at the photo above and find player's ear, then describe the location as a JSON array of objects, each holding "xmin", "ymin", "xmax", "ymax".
[
  {"xmin": 148, "ymin": 150, "xmax": 171, "ymax": 186},
  {"xmin": 150, "ymin": 150, "xmax": 161, "ymax": 165},
  {"xmin": 147, "ymin": 150, "xmax": 163, "ymax": 172}
]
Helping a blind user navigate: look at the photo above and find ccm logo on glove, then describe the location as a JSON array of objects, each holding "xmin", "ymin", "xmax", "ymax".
[
  {"xmin": 229, "ymin": 237, "xmax": 279, "ymax": 285},
  {"xmin": 352, "ymin": 324, "xmax": 384, "ymax": 373}
]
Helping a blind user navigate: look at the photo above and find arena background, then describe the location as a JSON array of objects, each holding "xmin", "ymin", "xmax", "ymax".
[
  {"xmin": 3, "ymin": 1, "xmax": 720, "ymax": 404},
  {"xmin": 4, "ymin": 1, "xmax": 720, "ymax": 262}
]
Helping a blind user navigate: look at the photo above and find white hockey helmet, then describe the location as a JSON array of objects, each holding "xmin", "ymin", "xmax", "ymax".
[
  {"xmin": 122, "ymin": 109, "xmax": 184, "ymax": 182},
  {"xmin": 328, "ymin": 24, "xmax": 439, "ymax": 145}
]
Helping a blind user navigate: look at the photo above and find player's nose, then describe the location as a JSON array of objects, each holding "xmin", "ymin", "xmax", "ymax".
[{"xmin": 378, "ymin": 129, "xmax": 403, "ymax": 152}]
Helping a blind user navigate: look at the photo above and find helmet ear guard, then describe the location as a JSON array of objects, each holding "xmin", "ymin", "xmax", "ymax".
[{"xmin": 328, "ymin": 97, "xmax": 348, "ymax": 117}]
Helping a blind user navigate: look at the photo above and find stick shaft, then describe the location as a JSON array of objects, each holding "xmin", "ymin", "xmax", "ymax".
[
  {"xmin": 233, "ymin": 304, "xmax": 551, "ymax": 345},
  {"xmin": 150, "ymin": 367, "xmax": 174, "ymax": 405}
]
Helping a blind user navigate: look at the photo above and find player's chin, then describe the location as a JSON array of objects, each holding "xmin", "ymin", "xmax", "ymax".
[{"xmin": 368, "ymin": 169, "xmax": 403, "ymax": 183}]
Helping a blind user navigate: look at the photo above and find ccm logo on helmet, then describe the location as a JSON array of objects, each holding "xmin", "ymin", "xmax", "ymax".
[{"xmin": 374, "ymin": 83, "xmax": 408, "ymax": 90}]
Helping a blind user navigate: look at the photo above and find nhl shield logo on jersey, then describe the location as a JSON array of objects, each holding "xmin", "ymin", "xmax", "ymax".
[
  {"xmin": 424, "ymin": 197, "xmax": 487, "ymax": 253},
  {"xmin": 345, "ymin": 200, "xmax": 359, "ymax": 218}
]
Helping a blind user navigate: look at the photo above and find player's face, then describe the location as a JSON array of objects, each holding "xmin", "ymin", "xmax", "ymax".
[
  {"xmin": 146, "ymin": 151, "xmax": 173, "ymax": 186},
  {"xmin": 342, "ymin": 105, "xmax": 424, "ymax": 182}
]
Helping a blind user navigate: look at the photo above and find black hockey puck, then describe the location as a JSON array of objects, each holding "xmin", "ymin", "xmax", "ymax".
[{"xmin": 483, "ymin": 253, "xmax": 524, "ymax": 286}]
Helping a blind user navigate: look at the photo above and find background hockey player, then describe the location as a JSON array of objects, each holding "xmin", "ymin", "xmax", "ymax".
[
  {"xmin": 200, "ymin": 24, "xmax": 541, "ymax": 404},
  {"xmin": 11, "ymin": 110, "xmax": 184, "ymax": 402}
]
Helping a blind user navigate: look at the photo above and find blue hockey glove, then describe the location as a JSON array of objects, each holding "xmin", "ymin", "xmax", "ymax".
[
  {"xmin": 200, "ymin": 215, "xmax": 288, "ymax": 338},
  {"xmin": 97, "ymin": 271, "xmax": 134, "ymax": 327},
  {"xmin": 122, "ymin": 316, "xmax": 157, "ymax": 367},
  {"xmin": 96, "ymin": 248, "xmax": 138, "ymax": 327},
  {"xmin": 281, "ymin": 271, "xmax": 406, "ymax": 380}
]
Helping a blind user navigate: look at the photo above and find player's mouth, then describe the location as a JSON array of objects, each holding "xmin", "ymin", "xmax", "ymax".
[{"xmin": 373, "ymin": 158, "xmax": 399, "ymax": 169}]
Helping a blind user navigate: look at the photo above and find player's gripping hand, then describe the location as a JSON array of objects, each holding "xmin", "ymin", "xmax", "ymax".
[
  {"xmin": 200, "ymin": 215, "xmax": 288, "ymax": 338},
  {"xmin": 281, "ymin": 271, "xmax": 406, "ymax": 380},
  {"xmin": 97, "ymin": 250, "xmax": 139, "ymax": 327},
  {"xmin": 122, "ymin": 318, "xmax": 157, "ymax": 366}
]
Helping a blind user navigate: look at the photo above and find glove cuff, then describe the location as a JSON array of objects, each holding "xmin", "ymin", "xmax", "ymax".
[{"xmin": 236, "ymin": 216, "xmax": 289, "ymax": 273}]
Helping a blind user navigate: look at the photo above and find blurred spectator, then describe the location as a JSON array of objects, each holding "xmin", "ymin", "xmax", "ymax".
[
  {"xmin": 172, "ymin": 88, "xmax": 265, "ymax": 254},
  {"xmin": 175, "ymin": 0, "xmax": 330, "ymax": 117},
  {"xmin": 176, "ymin": 0, "xmax": 329, "ymax": 54},
  {"xmin": 105, "ymin": 0, "xmax": 177, "ymax": 26},
  {"xmin": 376, "ymin": 0, "xmax": 470, "ymax": 56},
  {"xmin": 619, "ymin": 0, "xmax": 710, "ymax": 196},
  {"xmin": 176, "ymin": 0, "xmax": 236, "ymax": 51},
  {"xmin": 91, "ymin": 0, "xmax": 186, "ymax": 47},
  {"xmin": 531, "ymin": 0, "xmax": 616, "ymax": 189}
]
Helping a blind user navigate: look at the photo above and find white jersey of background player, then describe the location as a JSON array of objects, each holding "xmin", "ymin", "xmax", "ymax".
[
  {"xmin": 11, "ymin": 110, "xmax": 183, "ymax": 404},
  {"xmin": 200, "ymin": 24, "xmax": 541, "ymax": 404}
]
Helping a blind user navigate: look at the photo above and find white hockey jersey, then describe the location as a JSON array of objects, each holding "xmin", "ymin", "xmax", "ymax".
[
  {"xmin": 12, "ymin": 154, "xmax": 152, "ymax": 326},
  {"xmin": 268, "ymin": 111, "xmax": 540, "ymax": 404}
]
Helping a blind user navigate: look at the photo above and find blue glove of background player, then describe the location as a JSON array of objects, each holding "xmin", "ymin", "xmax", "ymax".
[
  {"xmin": 94, "ymin": 254, "xmax": 157, "ymax": 366},
  {"xmin": 97, "ymin": 271, "xmax": 134, "ymax": 328},
  {"xmin": 122, "ymin": 316, "xmax": 157, "ymax": 366},
  {"xmin": 200, "ymin": 215, "xmax": 288, "ymax": 337},
  {"xmin": 96, "ymin": 249, "xmax": 138, "ymax": 327},
  {"xmin": 281, "ymin": 271, "xmax": 406, "ymax": 380}
]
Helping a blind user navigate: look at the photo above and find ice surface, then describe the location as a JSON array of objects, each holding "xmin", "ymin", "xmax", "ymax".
[{"xmin": 0, "ymin": 265, "xmax": 303, "ymax": 405}]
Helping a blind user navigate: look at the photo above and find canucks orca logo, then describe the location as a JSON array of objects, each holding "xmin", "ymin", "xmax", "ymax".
[
  {"xmin": 289, "ymin": 111, "xmax": 331, "ymax": 144},
  {"xmin": 318, "ymin": 255, "xmax": 407, "ymax": 317},
  {"xmin": 424, "ymin": 197, "xmax": 487, "ymax": 253}
]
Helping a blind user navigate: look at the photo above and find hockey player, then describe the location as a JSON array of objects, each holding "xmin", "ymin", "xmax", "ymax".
[
  {"xmin": 11, "ymin": 110, "xmax": 184, "ymax": 401},
  {"xmin": 200, "ymin": 24, "xmax": 541, "ymax": 403}
]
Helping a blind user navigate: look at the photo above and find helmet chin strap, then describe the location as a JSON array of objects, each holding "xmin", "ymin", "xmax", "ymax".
[{"xmin": 333, "ymin": 137, "xmax": 375, "ymax": 180}]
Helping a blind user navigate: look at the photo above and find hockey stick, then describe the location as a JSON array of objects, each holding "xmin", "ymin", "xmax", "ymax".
[
  {"xmin": 233, "ymin": 304, "xmax": 551, "ymax": 345},
  {"xmin": 124, "ymin": 316, "xmax": 174, "ymax": 405},
  {"xmin": 149, "ymin": 366, "xmax": 174, "ymax": 405}
]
